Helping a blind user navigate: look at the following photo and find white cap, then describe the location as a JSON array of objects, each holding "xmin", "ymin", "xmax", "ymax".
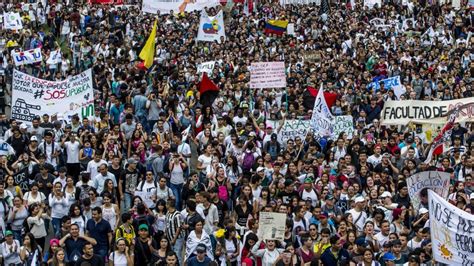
[
  {"xmin": 470, "ymin": 193, "xmax": 474, "ymax": 200},
  {"xmin": 30, "ymin": 136, "xmax": 38, "ymax": 142},
  {"xmin": 380, "ymin": 191, "xmax": 392, "ymax": 198},
  {"xmin": 354, "ymin": 196, "xmax": 365, "ymax": 203},
  {"xmin": 419, "ymin": 208, "xmax": 429, "ymax": 215},
  {"xmin": 20, "ymin": 124, "xmax": 28, "ymax": 129},
  {"xmin": 256, "ymin": 167, "xmax": 265, "ymax": 173}
]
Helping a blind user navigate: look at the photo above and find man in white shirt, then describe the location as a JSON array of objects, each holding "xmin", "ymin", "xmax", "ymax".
[
  {"xmin": 86, "ymin": 153, "xmax": 107, "ymax": 182},
  {"xmin": 39, "ymin": 131, "xmax": 61, "ymax": 168},
  {"xmin": 92, "ymin": 163, "xmax": 117, "ymax": 194},
  {"xmin": 368, "ymin": 144, "xmax": 383, "ymax": 165},
  {"xmin": 347, "ymin": 196, "xmax": 367, "ymax": 234},
  {"xmin": 62, "ymin": 132, "xmax": 81, "ymax": 181},
  {"xmin": 374, "ymin": 220, "xmax": 391, "ymax": 248}
]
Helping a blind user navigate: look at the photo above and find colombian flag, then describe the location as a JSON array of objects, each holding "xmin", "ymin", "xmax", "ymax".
[
  {"xmin": 264, "ymin": 20, "xmax": 288, "ymax": 35},
  {"xmin": 139, "ymin": 19, "xmax": 157, "ymax": 69}
]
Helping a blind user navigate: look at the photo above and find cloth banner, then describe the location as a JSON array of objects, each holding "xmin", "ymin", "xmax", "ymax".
[
  {"xmin": 0, "ymin": 140, "xmax": 15, "ymax": 156},
  {"xmin": 13, "ymin": 168, "xmax": 29, "ymax": 192},
  {"xmin": 310, "ymin": 85, "xmax": 334, "ymax": 137},
  {"xmin": 3, "ymin": 12, "xmax": 23, "ymax": 30},
  {"xmin": 407, "ymin": 171, "xmax": 450, "ymax": 211},
  {"xmin": 368, "ymin": 76, "xmax": 405, "ymax": 99},
  {"xmin": 428, "ymin": 190, "xmax": 474, "ymax": 265},
  {"xmin": 13, "ymin": 48, "xmax": 43, "ymax": 66},
  {"xmin": 380, "ymin": 98, "xmax": 474, "ymax": 125},
  {"xmin": 331, "ymin": 115, "xmax": 354, "ymax": 139},
  {"xmin": 196, "ymin": 10, "xmax": 225, "ymax": 43},
  {"xmin": 364, "ymin": 0, "xmax": 382, "ymax": 8},
  {"xmin": 11, "ymin": 69, "xmax": 94, "ymax": 125},
  {"xmin": 46, "ymin": 50, "xmax": 62, "ymax": 65},
  {"xmin": 142, "ymin": 0, "xmax": 220, "ymax": 13},
  {"xmin": 249, "ymin": 62, "xmax": 286, "ymax": 89},
  {"xmin": 278, "ymin": 119, "xmax": 310, "ymax": 143},
  {"xmin": 197, "ymin": 61, "xmax": 216, "ymax": 74},
  {"xmin": 257, "ymin": 212, "xmax": 286, "ymax": 241}
]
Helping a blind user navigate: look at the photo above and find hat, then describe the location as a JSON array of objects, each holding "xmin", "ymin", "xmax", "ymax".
[
  {"xmin": 65, "ymin": 124, "xmax": 72, "ymax": 129},
  {"xmin": 319, "ymin": 212, "xmax": 328, "ymax": 219},
  {"xmin": 256, "ymin": 167, "xmax": 265, "ymax": 173},
  {"xmin": 5, "ymin": 230, "xmax": 13, "ymax": 236},
  {"xmin": 249, "ymin": 132, "xmax": 257, "ymax": 137},
  {"xmin": 30, "ymin": 136, "xmax": 38, "ymax": 142},
  {"xmin": 470, "ymin": 193, "xmax": 474, "ymax": 200},
  {"xmin": 383, "ymin": 252, "xmax": 396, "ymax": 261},
  {"xmin": 50, "ymin": 238, "xmax": 60, "ymax": 247},
  {"xmin": 266, "ymin": 125, "xmax": 273, "ymax": 129},
  {"xmin": 128, "ymin": 158, "xmax": 138, "ymax": 164},
  {"xmin": 325, "ymin": 194, "xmax": 334, "ymax": 200},
  {"xmin": 382, "ymin": 152, "xmax": 391, "ymax": 158},
  {"xmin": 419, "ymin": 208, "xmax": 429, "ymax": 215},
  {"xmin": 355, "ymin": 237, "xmax": 368, "ymax": 247},
  {"xmin": 304, "ymin": 177, "xmax": 313, "ymax": 183},
  {"xmin": 138, "ymin": 224, "xmax": 149, "ymax": 231},
  {"xmin": 380, "ymin": 191, "xmax": 392, "ymax": 198},
  {"xmin": 421, "ymin": 239, "xmax": 431, "ymax": 248},
  {"xmin": 271, "ymin": 133, "xmax": 277, "ymax": 140},
  {"xmin": 196, "ymin": 243, "xmax": 207, "ymax": 253},
  {"xmin": 374, "ymin": 144, "xmax": 381, "ymax": 149},
  {"xmin": 354, "ymin": 196, "xmax": 365, "ymax": 203},
  {"xmin": 20, "ymin": 124, "xmax": 28, "ymax": 129}
]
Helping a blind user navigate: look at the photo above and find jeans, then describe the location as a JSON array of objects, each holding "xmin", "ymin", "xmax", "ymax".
[
  {"xmin": 121, "ymin": 193, "xmax": 132, "ymax": 214},
  {"xmin": 94, "ymin": 247, "xmax": 109, "ymax": 262},
  {"xmin": 51, "ymin": 217, "xmax": 62, "ymax": 237},
  {"xmin": 172, "ymin": 237, "xmax": 184, "ymax": 262},
  {"xmin": 169, "ymin": 183, "xmax": 184, "ymax": 210}
]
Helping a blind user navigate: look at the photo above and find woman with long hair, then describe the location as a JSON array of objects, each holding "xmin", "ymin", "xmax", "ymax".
[
  {"xmin": 357, "ymin": 248, "xmax": 380, "ymax": 266},
  {"xmin": 154, "ymin": 237, "xmax": 172, "ymax": 265},
  {"xmin": 20, "ymin": 233, "xmax": 42, "ymax": 266},
  {"xmin": 69, "ymin": 203, "xmax": 87, "ymax": 235},
  {"xmin": 101, "ymin": 179, "xmax": 118, "ymax": 204},
  {"xmin": 49, "ymin": 247, "xmax": 66, "ymax": 266},
  {"xmin": 219, "ymin": 226, "xmax": 240, "ymax": 266},
  {"xmin": 27, "ymin": 202, "xmax": 48, "ymax": 250},
  {"xmin": 23, "ymin": 182, "xmax": 46, "ymax": 206},
  {"xmin": 185, "ymin": 219, "xmax": 213, "ymax": 262},
  {"xmin": 127, "ymin": 129, "xmax": 145, "ymax": 158},
  {"xmin": 102, "ymin": 192, "xmax": 120, "ymax": 231},
  {"xmin": 152, "ymin": 199, "xmax": 167, "ymax": 236},
  {"xmin": 63, "ymin": 176, "xmax": 80, "ymax": 209},
  {"xmin": 4, "ymin": 175, "xmax": 23, "ymax": 198},
  {"xmin": 109, "ymin": 238, "xmax": 133, "ymax": 266},
  {"xmin": 181, "ymin": 172, "xmax": 206, "ymax": 204},
  {"xmin": 8, "ymin": 196, "xmax": 28, "ymax": 244}
]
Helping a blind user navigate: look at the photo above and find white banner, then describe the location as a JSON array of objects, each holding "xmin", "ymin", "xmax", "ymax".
[
  {"xmin": 332, "ymin": 115, "xmax": 354, "ymax": 139},
  {"xmin": 310, "ymin": 85, "xmax": 334, "ymax": 137},
  {"xmin": 13, "ymin": 48, "xmax": 43, "ymax": 66},
  {"xmin": 429, "ymin": 190, "xmax": 474, "ymax": 265},
  {"xmin": 196, "ymin": 10, "xmax": 225, "ymax": 43},
  {"xmin": 249, "ymin": 62, "xmax": 286, "ymax": 89},
  {"xmin": 407, "ymin": 171, "xmax": 450, "ymax": 211},
  {"xmin": 3, "ymin": 12, "xmax": 23, "ymax": 30},
  {"xmin": 11, "ymin": 69, "xmax": 95, "ymax": 125},
  {"xmin": 279, "ymin": 0, "xmax": 319, "ymax": 5},
  {"xmin": 46, "ymin": 50, "xmax": 62, "ymax": 65},
  {"xmin": 197, "ymin": 61, "xmax": 216, "ymax": 75},
  {"xmin": 380, "ymin": 98, "xmax": 474, "ymax": 125},
  {"xmin": 364, "ymin": 0, "xmax": 382, "ymax": 8},
  {"xmin": 278, "ymin": 119, "xmax": 310, "ymax": 143},
  {"xmin": 142, "ymin": 0, "xmax": 220, "ymax": 13},
  {"xmin": 257, "ymin": 212, "xmax": 287, "ymax": 241}
]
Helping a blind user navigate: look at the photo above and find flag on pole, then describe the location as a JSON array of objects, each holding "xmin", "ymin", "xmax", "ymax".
[
  {"xmin": 424, "ymin": 110, "xmax": 457, "ymax": 164},
  {"xmin": 198, "ymin": 72, "xmax": 220, "ymax": 107},
  {"xmin": 310, "ymin": 84, "xmax": 334, "ymax": 137},
  {"xmin": 181, "ymin": 125, "xmax": 191, "ymax": 142},
  {"xmin": 139, "ymin": 19, "xmax": 158, "ymax": 69}
]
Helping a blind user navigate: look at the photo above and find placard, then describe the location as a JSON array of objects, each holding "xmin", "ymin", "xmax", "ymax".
[
  {"xmin": 134, "ymin": 190, "xmax": 155, "ymax": 208},
  {"xmin": 196, "ymin": 10, "xmax": 225, "ymax": 43},
  {"xmin": 3, "ymin": 12, "xmax": 23, "ymax": 30},
  {"xmin": 257, "ymin": 212, "xmax": 286, "ymax": 241},
  {"xmin": 0, "ymin": 140, "xmax": 15, "ymax": 156},
  {"xmin": 332, "ymin": 115, "xmax": 354, "ymax": 139},
  {"xmin": 406, "ymin": 171, "xmax": 450, "ymax": 211},
  {"xmin": 380, "ymin": 98, "xmax": 474, "ymax": 125},
  {"xmin": 11, "ymin": 69, "xmax": 94, "ymax": 125},
  {"xmin": 13, "ymin": 168, "xmax": 29, "ymax": 192},
  {"xmin": 13, "ymin": 48, "xmax": 43, "ymax": 66},
  {"xmin": 142, "ymin": 0, "xmax": 220, "ymax": 13},
  {"xmin": 279, "ymin": 119, "xmax": 310, "ymax": 143},
  {"xmin": 197, "ymin": 61, "xmax": 216, "ymax": 74},
  {"xmin": 429, "ymin": 190, "xmax": 474, "ymax": 265},
  {"xmin": 249, "ymin": 62, "xmax": 286, "ymax": 89}
]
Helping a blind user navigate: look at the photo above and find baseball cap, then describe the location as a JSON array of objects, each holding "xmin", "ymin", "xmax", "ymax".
[
  {"xmin": 354, "ymin": 196, "xmax": 365, "ymax": 203},
  {"xmin": 256, "ymin": 167, "xmax": 265, "ymax": 173},
  {"xmin": 20, "ymin": 124, "xmax": 28, "ymax": 129},
  {"xmin": 470, "ymin": 193, "xmax": 474, "ymax": 200},
  {"xmin": 304, "ymin": 177, "xmax": 313, "ymax": 183},
  {"xmin": 138, "ymin": 224, "xmax": 149, "ymax": 231},
  {"xmin": 50, "ymin": 238, "xmax": 60, "ymax": 247},
  {"xmin": 5, "ymin": 230, "xmax": 13, "ymax": 236},
  {"xmin": 419, "ymin": 208, "xmax": 429, "ymax": 215},
  {"xmin": 319, "ymin": 212, "xmax": 329, "ymax": 219},
  {"xmin": 355, "ymin": 237, "xmax": 368, "ymax": 247},
  {"xmin": 196, "ymin": 243, "xmax": 207, "ymax": 253},
  {"xmin": 383, "ymin": 252, "xmax": 396, "ymax": 261},
  {"xmin": 30, "ymin": 136, "xmax": 38, "ymax": 142},
  {"xmin": 325, "ymin": 194, "xmax": 334, "ymax": 200},
  {"xmin": 128, "ymin": 158, "xmax": 138, "ymax": 164},
  {"xmin": 380, "ymin": 191, "xmax": 392, "ymax": 198}
]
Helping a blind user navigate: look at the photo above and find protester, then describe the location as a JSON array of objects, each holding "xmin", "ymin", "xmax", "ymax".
[{"xmin": 0, "ymin": 0, "xmax": 473, "ymax": 265}]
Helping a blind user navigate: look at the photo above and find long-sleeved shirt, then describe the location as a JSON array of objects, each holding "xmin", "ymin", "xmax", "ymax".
[
  {"xmin": 1, "ymin": 240, "xmax": 22, "ymax": 265},
  {"xmin": 49, "ymin": 194, "xmax": 68, "ymax": 219},
  {"xmin": 250, "ymin": 240, "xmax": 284, "ymax": 266}
]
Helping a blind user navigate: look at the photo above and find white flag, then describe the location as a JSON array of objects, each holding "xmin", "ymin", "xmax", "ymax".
[
  {"xmin": 3, "ymin": 12, "xmax": 23, "ymax": 30},
  {"xmin": 310, "ymin": 84, "xmax": 334, "ymax": 137},
  {"xmin": 0, "ymin": 140, "xmax": 16, "ymax": 156},
  {"xmin": 181, "ymin": 125, "xmax": 191, "ymax": 142},
  {"xmin": 47, "ymin": 50, "xmax": 62, "ymax": 65},
  {"xmin": 196, "ymin": 10, "xmax": 226, "ymax": 43}
]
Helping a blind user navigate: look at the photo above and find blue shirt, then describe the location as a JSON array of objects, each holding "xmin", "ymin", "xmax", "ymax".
[
  {"xmin": 320, "ymin": 247, "xmax": 351, "ymax": 266},
  {"xmin": 86, "ymin": 218, "xmax": 112, "ymax": 252},
  {"xmin": 187, "ymin": 256, "xmax": 212, "ymax": 266}
]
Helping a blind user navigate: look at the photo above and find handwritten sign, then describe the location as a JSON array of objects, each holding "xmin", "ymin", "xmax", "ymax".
[
  {"xmin": 135, "ymin": 190, "xmax": 155, "ymax": 208},
  {"xmin": 429, "ymin": 190, "xmax": 474, "ymax": 265},
  {"xmin": 257, "ymin": 212, "xmax": 287, "ymax": 241},
  {"xmin": 13, "ymin": 168, "xmax": 29, "ymax": 192},
  {"xmin": 332, "ymin": 115, "xmax": 354, "ymax": 139},
  {"xmin": 250, "ymin": 62, "xmax": 286, "ymax": 89},
  {"xmin": 0, "ymin": 140, "xmax": 15, "ymax": 156},
  {"xmin": 197, "ymin": 61, "xmax": 216, "ymax": 75},
  {"xmin": 407, "ymin": 171, "xmax": 450, "ymax": 211}
]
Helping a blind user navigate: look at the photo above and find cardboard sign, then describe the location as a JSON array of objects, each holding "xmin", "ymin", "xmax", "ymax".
[
  {"xmin": 249, "ymin": 62, "xmax": 286, "ymax": 89},
  {"xmin": 142, "ymin": 0, "xmax": 220, "ymax": 13},
  {"xmin": 257, "ymin": 212, "xmax": 287, "ymax": 241},
  {"xmin": 332, "ymin": 115, "xmax": 354, "ymax": 139},
  {"xmin": 407, "ymin": 171, "xmax": 450, "ymax": 211},
  {"xmin": 13, "ymin": 48, "xmax": 43, "ymax": 66}
]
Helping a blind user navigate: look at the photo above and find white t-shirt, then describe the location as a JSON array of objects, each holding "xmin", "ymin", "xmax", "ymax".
[
  {"xmin": 109, "ymin": 251, "xmax": 127, "ymax": 266},
  {"xmin": 64, "ymin": 141, "xmax": 80, "ymax": 163},
  {"xmin": 348, "ymin": 209, "xmax": 367, "ymax": 233},
  {"xmin": 87, "ymin": 159, "xmax": 107, "ymax": 181},
  {"xmin": 198, "ymin": 154, "xmax": 213, "ymax": 174}
]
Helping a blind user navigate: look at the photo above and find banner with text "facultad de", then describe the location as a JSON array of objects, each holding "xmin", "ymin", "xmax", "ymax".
[
  {"xmin": 380, "ymin": 98, "xmax": 474, "ymax": 125},
  {"xmin": 11, "ymin": 69, "xmax": 94, "ymax": 125}
]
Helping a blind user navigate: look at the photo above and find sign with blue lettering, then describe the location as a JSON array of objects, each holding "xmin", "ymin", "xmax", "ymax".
[
  {"xmin": 0, "ymin": 140, "xmax": 15, "ymax": 156},
  {"xmin": 13, "ymin": 48, "xmax": 43, "ymax": 66}
]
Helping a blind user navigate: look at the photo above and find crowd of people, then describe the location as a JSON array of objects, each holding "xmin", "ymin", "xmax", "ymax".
[{"xmin": 0, "ymin": 0, "xmax": 473, "ymax": 265}]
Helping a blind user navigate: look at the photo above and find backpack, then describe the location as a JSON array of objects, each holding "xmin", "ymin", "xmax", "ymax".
[
  {"xmin": 217, "ymin": 178, "xmax": 229, "ymax": 202},
  {"xmin": 242, "ymin": 151, "xmax": 255, "ymax": 171},
  {"xmin": 139, "ymin": 180, "xmax": 158, "ymax": 192}
]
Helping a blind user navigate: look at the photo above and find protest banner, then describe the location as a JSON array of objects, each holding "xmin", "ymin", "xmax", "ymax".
[
  {"xmin": 0, "ymin": 140, "xmax": 15, "ymax": 156},
  {"xmin": 3, "ymin": 12, "xmax": 23, "ymax": 30},
  {"xmin": 380, "ymin": 98, "xmax": 474, "ymax": 125},
  {"xmin": 197, "ymin": 61, "xmax": 216, "ymax": 74},
  {"xmin": 142, "ymin": 0, "xmax": 219, "ymax": 14},
  {"xmin": 11, "ymin": 69, "xmax": 94, "ymax": 125},
  {"xmin": 428, "ymin": 190, "xmax": 474, "ymax": 265},
  {"xmin": 46, "ymin": 50, "xmax": 62, "ymax": 65},
  {"xmin": 13, "ymin": 168, "xmax": 29, "ymax": 192},
  {"xmin": 134, "ymin": 190, "xmax": 156, "ymax": 208},
  {"xmin": 368, "ymin": 76, "xmax": 405, "ymax": 99},
  {"xmin": 13, "ymin": 48, "xmax": 43, "ymax": 66},
  {"xmin": 249, "ymin": 62, "xmax": 286, "ymax": 89},
  {"xmin": 407, "ymin": 171, "xmax": 450, "ymax": 211},
  {"xmin": 278, "ymin": 119, "xmax": 310, "ymax": 143},
  {"xmin": 257, "ymin": 212, "xmax": 286, "ymax": 241},
  {"xmin": 303, "ymin": 51, "xmax": 321, "ymax": 63},
  {"xmin": 310, "ymin": 85, "xmax": 334, "ymax": 137},
  {"xmin": 197, "ymin": 10, "xmax": 225, "ymax": 43},
  {"xmin": 364, "ymin": 0, "xmax": 382, "ymax": 8},
  {"xmin": 287, "ymin": 23, "xmax": 295, "ymax": 36},
  {"xmin": 279, "ymin": 0, "xmax": 319, "ymax": 5},
  {"xmin": 332, "ymin": 115, "xmax": 354, "ymax": 139}
]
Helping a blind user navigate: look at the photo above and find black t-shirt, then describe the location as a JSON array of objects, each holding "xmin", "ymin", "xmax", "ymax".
[
  {"xmin": 234, "ymin": 203, "xmax": 253, "ymax": 227},
  {"xmin": 277, "ymin": 190, "xmax": 299, "ymax": 204},
  {"xmin": 134, "ymin": 237, "xmax": 158, "ymax": 265},
  {"xmin": 74, "ymin": 254, "xmax": 105, "ymax": 266},
  {"xmin": 212, "ymin": 199, "xmax": 228, "ymax": 227}
]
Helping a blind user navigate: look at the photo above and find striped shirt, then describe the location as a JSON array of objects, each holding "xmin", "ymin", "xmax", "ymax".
[{"xmin": 165, "ymin": 211, "xmax": 184, "ymax": 240}]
